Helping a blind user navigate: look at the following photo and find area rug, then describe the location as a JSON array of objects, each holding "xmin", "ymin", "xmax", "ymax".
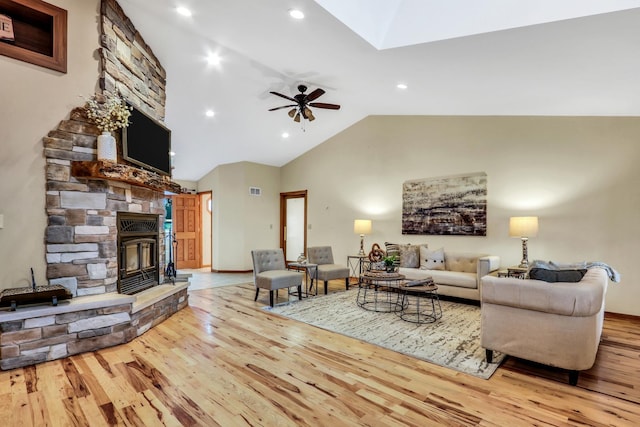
[{"xmin": 265, "ymin": 289, "xmax": 505, "ymax": 379}]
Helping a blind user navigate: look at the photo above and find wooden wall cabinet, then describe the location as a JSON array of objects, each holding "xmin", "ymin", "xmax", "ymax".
[{"xmin": 0, "ymin": 0, "xmax": 67, "ymax": 73}]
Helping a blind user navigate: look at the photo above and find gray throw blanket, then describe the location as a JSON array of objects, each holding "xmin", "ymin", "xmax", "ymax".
[{"xmin": 529, "ymin": 260, "xmax": 621, "ymax": 283}]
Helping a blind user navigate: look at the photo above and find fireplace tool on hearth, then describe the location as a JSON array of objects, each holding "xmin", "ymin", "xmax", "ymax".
[{"xmin": 165, "ymin": 232, "xmax": 177, "ymax": 282}]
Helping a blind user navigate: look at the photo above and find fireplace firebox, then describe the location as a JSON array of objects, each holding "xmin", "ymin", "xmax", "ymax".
[{"xmin": 117, "ymin": 212, "xmax": 161, "ymax": 294}]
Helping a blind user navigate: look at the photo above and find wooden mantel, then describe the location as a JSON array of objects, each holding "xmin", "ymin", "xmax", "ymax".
[{"xmin": 71, "ymin": 161, "xmax": 182, "ymax": 194}]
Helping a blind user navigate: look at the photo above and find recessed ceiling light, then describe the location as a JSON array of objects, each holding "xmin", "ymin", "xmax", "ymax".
[
  {"xmin": 282, "ymin": 132, "xmax": 289, "ymax": 138},
  {"xmin": 205, "ymin": 110, "xmax": 215, "ymax": 117},
  {"xmin": 169, "ymin": 151, "xmax": 176, "ymax": 156},
  {"xmin": 206, "ymin": 53, "xmax": 221, "ymax": 66},
  {"xmin": 289, "ymin": 9, "xmax": 304, "ymax": 19},
  {"xmin": 176, "ymin": 6, "xmax": 192, "ymax": 17},
  {"xmin": 397, "ymin": 83, "xmax": 408, "ymax": 90}
]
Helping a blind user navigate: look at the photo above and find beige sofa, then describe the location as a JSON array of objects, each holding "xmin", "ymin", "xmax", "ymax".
[
  {"xmin": 399, "ymin": 251, "xmax": 501, "ymax": 301},
  {"xmin": 480, "ymin": 267, "xmax": 608, "ymax": 385}
]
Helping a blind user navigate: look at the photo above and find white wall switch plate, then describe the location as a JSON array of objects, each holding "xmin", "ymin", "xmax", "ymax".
[{"xmin": 0, "ymin": 214, "xmax": 4, "ymax": 229}]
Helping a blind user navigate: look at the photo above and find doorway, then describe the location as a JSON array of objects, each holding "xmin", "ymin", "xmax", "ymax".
[{"xmin": 280, "ymin": 190, "xmax": 308, "ymax": 262}]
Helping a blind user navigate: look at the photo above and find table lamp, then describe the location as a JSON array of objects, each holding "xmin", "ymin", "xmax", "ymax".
[
  {"xmin": 354, "ymin": 219, "xmax": 372, "ymax": 257},
  {"xmin": 509, "ymin": 216, "xmax": 538, "ymax": 268}
]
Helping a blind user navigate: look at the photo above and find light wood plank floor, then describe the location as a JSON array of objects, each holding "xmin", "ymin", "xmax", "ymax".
[{"xmin": 1, "ymin": 280, "xmax": 639, "ymax": 426}]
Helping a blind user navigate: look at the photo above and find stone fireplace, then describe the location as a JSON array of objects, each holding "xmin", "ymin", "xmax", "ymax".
[{"xmin": 0, "ymin": 0, "xmax": 188, "ymax": 371}]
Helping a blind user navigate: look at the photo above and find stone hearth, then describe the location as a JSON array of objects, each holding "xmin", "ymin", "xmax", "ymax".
[{"xmin": 0, "ymin": 283, "xmax": 188, "ymax": 370}]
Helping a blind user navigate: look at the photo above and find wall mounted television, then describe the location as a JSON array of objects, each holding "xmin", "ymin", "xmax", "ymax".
[{"xmin": 122, "ymin": 103, "xmax": 172, "ymax": 176}]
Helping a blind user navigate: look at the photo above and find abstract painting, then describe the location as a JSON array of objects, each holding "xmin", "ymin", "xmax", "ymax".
[{"xmin": 402, "ymin": 172, "xmax": 487, "ymax": 236}]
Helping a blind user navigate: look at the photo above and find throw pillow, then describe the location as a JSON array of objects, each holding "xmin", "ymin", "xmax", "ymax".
[
  {"xmin": 399, "ymin": 244, "xmax": 420, "ymax": 268},
  {"xmin": 529, "ymin": 268, "xmax": 587, "ymax": 283},
  {"xmin": 384, "ymin": 242, "xmax": 400, "ymax": 266},
  {"xmin": 420, "ymin": 247, "xmax": 445, "ymax": 270}
]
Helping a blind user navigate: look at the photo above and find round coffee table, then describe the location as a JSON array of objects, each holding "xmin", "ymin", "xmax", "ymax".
[
  {"xmin": 399, "ymin": 283, "xmax": 442, "ymax": 324},
  {"xmin": 357, "ymin": 271, "xmax": 406, "ymax": 313}
]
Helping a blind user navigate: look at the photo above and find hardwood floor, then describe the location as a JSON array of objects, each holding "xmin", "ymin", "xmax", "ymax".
[{"xmin": 1, "ymin": 280, "xmax": 639, "ymax": 426}]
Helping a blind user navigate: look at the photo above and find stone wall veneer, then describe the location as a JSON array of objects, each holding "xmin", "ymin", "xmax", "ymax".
[
  {"xmin": 44, "ymin": 0, "xmax": 171, "ymax": 296},
  {"xmin": 100, "ymin": 0, "xmax": 166, "ymax": 119}
]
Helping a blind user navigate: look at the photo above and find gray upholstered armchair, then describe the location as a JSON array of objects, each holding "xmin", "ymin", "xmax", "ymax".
[
  {"xmin": 307, "ymin": 246, "xmax": 350, "ymax": 294},
  {"xmin": 251, "ymin": 249, "xmax": 302, "ymax": 306}
]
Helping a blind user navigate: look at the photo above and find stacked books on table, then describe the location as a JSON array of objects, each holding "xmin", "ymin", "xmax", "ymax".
[{"xmin": 404, "ymin": 277, "xmax": 434, "ymax": 287}]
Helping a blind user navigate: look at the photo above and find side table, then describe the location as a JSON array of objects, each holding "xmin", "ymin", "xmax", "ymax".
[
  {"xmin": 287, "ymin": 262, "xmax": 319, "ymax": 297},
  {"xmin": 347, "ymin": 255, "xmax": 370, "ymax": 285},
  {"xmin": 357, "ymin": 271, "xmax": 405, "ymax": 313},
  {"xmin": 399, "ymin": 281, "xmax": 442, "ymax": 324}
]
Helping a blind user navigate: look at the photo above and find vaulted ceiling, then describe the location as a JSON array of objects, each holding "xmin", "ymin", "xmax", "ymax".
[{"xmin": 118, "ymin": 0, "xmax": 640, "ymax": 181}]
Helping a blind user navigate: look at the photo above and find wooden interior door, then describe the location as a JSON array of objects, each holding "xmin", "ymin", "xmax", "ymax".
[{"xmin": 172, "ymin": 194, "xmax": 201, "ymax": 269}]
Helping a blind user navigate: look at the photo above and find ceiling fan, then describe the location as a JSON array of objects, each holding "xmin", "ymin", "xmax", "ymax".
[{"xmin": 268, "ymin": 84, "xmax": 340, "ymax": 122}]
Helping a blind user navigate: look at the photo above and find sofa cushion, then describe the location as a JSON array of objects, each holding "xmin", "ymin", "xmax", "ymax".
[
  {"xmin": 529, "ymin": 268, "xmax": 587, "ymax": 283},
  {"xmin": 419, "ymin": 247, "xmax": 445, "ymax": 270},
  {"xmin": 400, "ymin": 267, "xmax": 477, "ymax": 289},
  {"xmin": 445, "ymin": 252, "xmax": 485, "ymax": 273}
]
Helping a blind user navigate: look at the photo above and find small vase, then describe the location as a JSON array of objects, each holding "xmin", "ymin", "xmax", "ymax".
[
  {"xmin": 297, "ymin": 253, "xmax": 307, "ymax": 263},
  {"xmin": 97, "ymin": 131, "xmax": 117, "ymax": 161}
]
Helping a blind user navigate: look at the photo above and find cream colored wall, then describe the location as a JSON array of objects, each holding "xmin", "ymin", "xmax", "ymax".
[
  {"xmin": 281, "ymin": 116, "xmax": 640, "ymax": 316},
  {"xmin": 197, "ymin": 161, "xmax": 280, "ymax": 271},
  {"xmin": 0, "ymin": 0, "xmax": 100, "ymax": 288}
]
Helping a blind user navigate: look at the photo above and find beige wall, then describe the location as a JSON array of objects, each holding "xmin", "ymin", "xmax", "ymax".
[
  {"xmin": 280, "ymin": 116, "xmax": 640, "ymax": 316},
  {"xmin": 198, "ymin": 161, "xmax": 280, "ymax": 271},
  {"xmin": 0, "ymin": 0, "xmax": 100, "ymax": 288}
]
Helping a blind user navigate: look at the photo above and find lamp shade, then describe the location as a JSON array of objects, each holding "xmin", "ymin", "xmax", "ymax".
[
  {"xmin": 354, "ymin": 219, "xmax": 372, "ymax": 235},
  {"xmin": 509, "ymin": 216, "xmax": 539, "ymax": 238}
]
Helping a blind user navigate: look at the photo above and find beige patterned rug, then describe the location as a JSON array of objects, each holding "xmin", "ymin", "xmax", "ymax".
[{"xmin": 265, "ymin": 289, "xmax": 505, "ymax": 379}]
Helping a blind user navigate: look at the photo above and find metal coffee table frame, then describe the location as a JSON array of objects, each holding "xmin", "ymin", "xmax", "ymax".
[
  {"xmin": 357, "ymin": 272, "xmax": 406, "ymax": 313},
  {"xmin": 398, "ymin": 284, "xmax": 442, "ymax": 324}
]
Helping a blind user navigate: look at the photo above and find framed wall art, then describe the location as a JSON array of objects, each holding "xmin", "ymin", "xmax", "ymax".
[{"xmin": 402, "ymin": 172, "xmax": 487, "ymax": 236}]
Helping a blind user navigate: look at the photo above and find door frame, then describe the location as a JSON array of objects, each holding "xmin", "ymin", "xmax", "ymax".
[
  {"xmin": 280, "ymin": 190, "xmax": 308, "ymax": 261},
  {"xmin": 198, "ymin": 191, "xmax": 213, "ymax": 269}
]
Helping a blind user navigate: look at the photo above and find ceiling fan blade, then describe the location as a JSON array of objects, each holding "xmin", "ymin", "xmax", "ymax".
[
  {"xmin": 270, "ymin": 91, "xmax": 297, "ymax": 102},
  {"xmin": 268, "ymin": 104, "xmax": 297, "ymax": 111},
  {"xmin": 305, "ymin": 88, "xmax": 325, "ymax": 102},
  {"xmin": 309, "ymin": 102, "xmax": 341, "ymax": 110}
]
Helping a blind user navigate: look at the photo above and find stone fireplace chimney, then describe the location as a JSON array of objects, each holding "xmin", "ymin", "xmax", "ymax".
[{"xmin": 44, "ymin": 0, "xmax": 179, "ymax": 297}]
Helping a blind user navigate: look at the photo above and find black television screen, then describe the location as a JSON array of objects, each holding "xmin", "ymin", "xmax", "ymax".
[{"xmin": 122, "ymin": 104, "xmax": 172, "ymax": 176}]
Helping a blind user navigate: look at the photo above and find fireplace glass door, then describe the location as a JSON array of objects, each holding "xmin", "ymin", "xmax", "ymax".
[{"xmin": 120, "ymin": 237, "xmax": 158, "ymax": 294}]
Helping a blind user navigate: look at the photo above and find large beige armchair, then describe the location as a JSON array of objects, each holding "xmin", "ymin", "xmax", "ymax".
[
  {"xmin": 307, "ymin": 246, "xmax": 350, "ymax": 294},
  {"xmin": 480, "ymin": 267, "xmax": 608, "ymax": 385}
]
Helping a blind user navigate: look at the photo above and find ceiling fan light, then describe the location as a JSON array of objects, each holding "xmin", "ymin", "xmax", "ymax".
[
  {"xmin": 294, "ymin": 112, "xmax": 301, "ymax": 122},
  {"xmin": 288, "ymin": 108, "xmax": 296, "ymax": 118},
  {"xmin": 305, "ymin": 108, "xmax": 315, "ymax": 121}
]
